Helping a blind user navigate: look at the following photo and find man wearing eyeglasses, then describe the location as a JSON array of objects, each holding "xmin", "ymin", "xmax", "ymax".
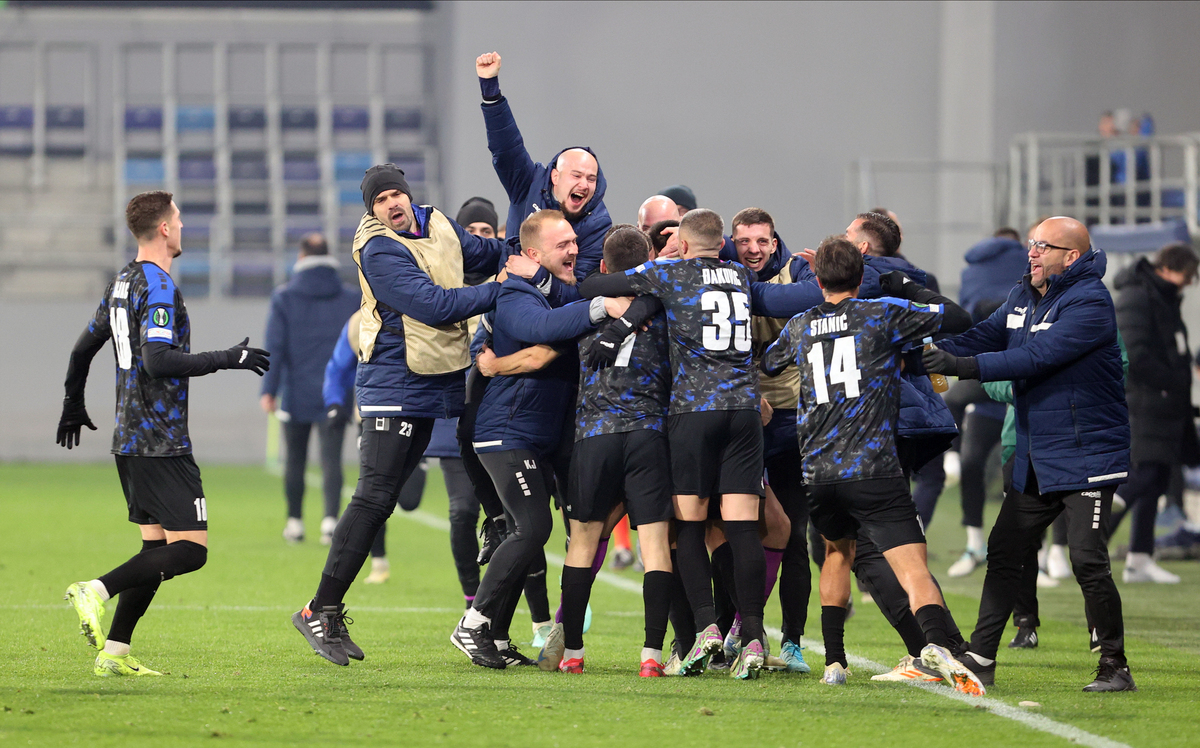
[{"xmin": 922, "ymin": 216, "xmax": 1134, "ymax": 692}]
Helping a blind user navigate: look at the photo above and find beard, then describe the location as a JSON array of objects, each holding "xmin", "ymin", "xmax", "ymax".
[{"xmin": 560, "ymin": 205, "xmax": 586, "ymax": 223}]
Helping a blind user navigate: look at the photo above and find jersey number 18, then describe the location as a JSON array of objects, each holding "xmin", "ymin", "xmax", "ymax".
[
  {"xmin": 807, "ymin": 336, "xmax": 862, "ymax": 404},
  {"xmin": 110, "ymin": 306, "xmax": 133, "ymax": 370}
]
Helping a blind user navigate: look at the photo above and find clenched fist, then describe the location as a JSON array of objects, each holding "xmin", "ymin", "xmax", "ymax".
[{"xmin": 476, "ymin": 52, "xmax": 501, "ymax": 79}]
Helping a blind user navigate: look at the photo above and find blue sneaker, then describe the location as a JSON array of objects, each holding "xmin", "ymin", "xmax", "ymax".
[
  {"xmin": 780, "ymin": 641, "xmax": 811, "ymax": 673},
  {"xmin": 582, "ymin": 603, "xmax": 592, "ymax": 634}
]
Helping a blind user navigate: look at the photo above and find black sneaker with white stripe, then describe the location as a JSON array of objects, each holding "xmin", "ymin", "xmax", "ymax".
[
  {"xmin": 497, "ymin": 642, "xmax": 535, "ymax": 667},
  {"xmin": 292, "ymin": 603, "xmax": 350, "ymax": 666},
  {"xmin": 451, "ymin": 617, "xmax": 506, "ymax": 669},
  {"xmin": 333, "ymin": 608, "xmax": 364, "ymax": 661}
]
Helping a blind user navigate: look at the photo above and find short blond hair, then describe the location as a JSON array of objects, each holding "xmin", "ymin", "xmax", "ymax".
[
  {"xmin": 519, "ymin": 209, "xmax": 567, "ymax": 251},
  {"xmin": 679, "ymin": 208, "xmax": 724, "ymax": 252}
]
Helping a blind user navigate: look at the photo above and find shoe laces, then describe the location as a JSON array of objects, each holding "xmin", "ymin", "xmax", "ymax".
[
  {"xmin": 335, "ymin": 609, "xmax": 354, "ymax": 634},
  {"xmin": 1093, "ymin": 659, "xmax": 1122, "ymax": 681}
]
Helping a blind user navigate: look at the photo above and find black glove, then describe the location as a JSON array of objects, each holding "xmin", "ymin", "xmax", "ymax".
[
  {"xmin": 222, "ymin": 338, "xmax": 271, "ymax": 375},
  {"xmin": 326, "ymin": 403, "xmax": 348, "ymax": 426},
  {"xmin": 584, "ymin": 316, "xmax": 635, "ymax": 370},
  {"xmin": 921, "ymin": 344, "xmax": 980, "ymax": 379},
  {"xmin": 56, "ymin": 397, "xmax": 97, "ymax": 449},
  {"xmin": 877, "ymin": 270, "xmax": 915, "ymax": 299}
]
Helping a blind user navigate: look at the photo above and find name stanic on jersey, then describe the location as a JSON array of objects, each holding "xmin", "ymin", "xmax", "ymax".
[
  {"xmin": 625, "ymin": 257, "xmax": 758, "ymax": 414},
  {"xmin": 575, "ymin": 312, "xmax": 671, "ymax": 440},
  {"xmin": 762, "ymin": 297, "xmax": 943, "ymax": 484},
  {"xmin": 88, "ymin": 260, "xmax": 192, "ymax": 456}
]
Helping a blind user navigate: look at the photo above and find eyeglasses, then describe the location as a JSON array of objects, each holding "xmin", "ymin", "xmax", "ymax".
[{"xmin": 1027, "ymin": 240, "xmax": 1085, "ymax": 256}]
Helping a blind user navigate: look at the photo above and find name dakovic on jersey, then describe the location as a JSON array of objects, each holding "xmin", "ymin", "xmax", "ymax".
[{"xmin": 702, "ymin": 267, "xmax": 743, "ymax": 286}]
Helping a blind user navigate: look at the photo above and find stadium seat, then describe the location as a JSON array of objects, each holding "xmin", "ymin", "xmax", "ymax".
[
  {"xmin": 281, "ymin": 106, "xmax": 318, "ymax": 131},
  {"xmin": 1091, "ymin": 218, "xmax": 1190, "ymax": 254},
  {"xmin": 0, "ymin": 105, "xmax": 34, "ymax": 157},
  {"xmin": 332, "ymin": 106, "xmax": 369, "ymax": 131},
  {"xmin": 385, "ymin": 107, "xmax": 422, "ymax": 132},
  {"xmin": 176, "ymin": 105, "xmax": 216, "ymax": 133}
]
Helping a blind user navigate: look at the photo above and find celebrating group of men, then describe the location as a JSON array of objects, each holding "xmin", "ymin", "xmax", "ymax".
[{"xmin": 59, "ymin": 51, "xmax": 1135, "ymax": 694}]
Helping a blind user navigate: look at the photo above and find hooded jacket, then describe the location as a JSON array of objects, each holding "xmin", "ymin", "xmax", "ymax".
[
  {"xmin": 354, "ymin": 205, "xmax": 505, "ymax": 419},
  {"xmin": 473, "ymin": 277, "xmax": 598, "ymax": 456},
  {"xmin": 481, "ymin": 96, "xmax": 611, "ymax": 281},
  {"xmin": 261, "ymin": 256, "xmax": 360, "ymax": 423},
  {"xmin": 938, "ymin": 249, "xmax": 1129, "ymax": 493},
  {"xmin": 959, "ymin": 236, "xmax": 1029, "ymax": 320},
  {"xmin": 1114, "ymin": 258, "xmax": 1199, "ymax": 465}
]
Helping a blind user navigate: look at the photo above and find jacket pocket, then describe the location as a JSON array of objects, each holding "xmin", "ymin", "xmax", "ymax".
[{"xmin": 1070, "ymin": 400, "xmax": 1083, "ymax": 449}]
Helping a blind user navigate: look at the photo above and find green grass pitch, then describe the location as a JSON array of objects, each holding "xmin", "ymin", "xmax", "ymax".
[{"xmin": 2, "ymin": 461, "xmax": 1198, "ymax": 747}]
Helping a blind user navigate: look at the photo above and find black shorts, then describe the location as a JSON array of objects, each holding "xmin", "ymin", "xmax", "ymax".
[
  {"xmin": 115, "ymin": 454, "xmax": 207, "ymax": 532},
  {"xmin": 807, "ymin": 477, "xmax": 924, "ymax": 552},
  {"xmin": 567, "ymin": 430, "xmax": 673, "ymax": 528},
  {"xmin": 667, "ymin": 409, "xmax": 764, "ymax": 499}
]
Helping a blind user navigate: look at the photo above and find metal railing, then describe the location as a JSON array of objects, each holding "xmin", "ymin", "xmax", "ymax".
[{"xmin": 1007, "ymin": 132, "xmax": 1200, "ymax": 236}]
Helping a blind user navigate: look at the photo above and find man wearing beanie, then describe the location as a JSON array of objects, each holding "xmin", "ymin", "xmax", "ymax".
[
  {"xmin": 292, "ymin": 163, "xmax": 509, "ymax": 666},
  {"xmin": 457, "ymin": 197, "xmax": 499, "ymax": 239},
  {"xmin": 475, "ymin": 52, "xmax": 611, "ymax": 281}
]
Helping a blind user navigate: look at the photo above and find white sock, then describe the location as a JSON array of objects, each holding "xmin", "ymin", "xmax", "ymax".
[
  {"xmin": 564, "ymin": 647, "xmax": 585, "ymax": 660},
  {"xmin": 966, "ymin": 526, "xmax": 985, "ymax": 553},
  {"xmin": 371, "ymin": 557, "xmax": 389, "ymax": 571},
  {"xmin": 87, "ymin": 579, "xmax": 110, "ymax": 602},
  {"xmin": 495, "ymin": 639, "xmax": 510, "ymax": 650},
  {"xmin": 103, "ymin": 640, "xmax": 130, "ymax": 657},
  {"xmin": 532, "ymin": 620, "xmax": 551, "ymax": 634},
  {"xmin": 965, "ymin": 651, "xmax": 994, "ymax": 667},
  {"xmin": 1125, "ymin": 552, "xmax": 1151, "ymax": 568},
  {"xmin": 641, "ymin": 647, "xmax": 662, "ymax": 664},
  {"xmin": 462, "ymin": 607, "xmax": 490, "ymax": 629}
]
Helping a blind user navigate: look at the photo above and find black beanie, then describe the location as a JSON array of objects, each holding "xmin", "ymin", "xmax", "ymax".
[
  {"xmin": 456, "ymin": 197, "xmax": 498, "ymax": 233},
  {"xmin": 361, "ymin": 163, "xmax": 412, "ymax": 211},
  {"xmin": 658, "ymin": 184, "xmax": 697, "ymax": 211}
]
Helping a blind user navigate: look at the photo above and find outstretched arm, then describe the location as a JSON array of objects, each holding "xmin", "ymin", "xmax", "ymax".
[
  {"xmin": 477, "ymin": 52, "xmax": 538, "ymax": 203},
  {"xmin": 142, "ymin": 337, "xmax": 270, "ymax": 379}
]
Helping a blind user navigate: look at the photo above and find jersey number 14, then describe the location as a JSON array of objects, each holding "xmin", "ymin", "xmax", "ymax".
[{"xmin": 807, "ymin": 336, "xmax": 862, "ymax": 404}]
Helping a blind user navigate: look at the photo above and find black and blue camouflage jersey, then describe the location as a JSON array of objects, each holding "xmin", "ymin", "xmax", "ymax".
[
  {"xmin": 88, "ymin": 261, "xmax": 193, "ymax": 456},
  {"xmin": 762, "ymin": 296, "xmax": 943, "ymax": 485},
  {"xmin": 575, "ymin": 312, "xmax": 671, "ymax": 440},
  {"xmin": 625, "ymin": 257, "xmax": 758, "ymax": 415}
]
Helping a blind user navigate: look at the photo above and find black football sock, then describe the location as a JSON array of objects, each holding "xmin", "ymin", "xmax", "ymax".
[
  {"xmin": 780, "ymin": 533, "xmax": 811, "ymax": 644},
  {"xmin": 822, "ymin": 605, "xmax": 849, "ymax": 668},
  {"xmin": 642, "ymin": 570, "xmax": 672, "ymax": 651},
  {"xmin": 560, "ymin": 565, "xmax": 592, "ymax": 650},
  {"xmin": 915, "ymin": 604, "xmax": 954, "ymax": 649},
  {"xmin": 674, "ymin": 520, "xmax": 716, "ymax": 630},
  {"xmin": 894, "ymin": 611, "xmax": 928, "ymax": 658},
  {"xmin": 370, "ymin": 522, "xmax": 387, "ymax": 558},
  {"xmin": 106, "ymin": 539, "xmax": 167, "ymax": 645},
  {"xmin": 524, "ymin": 552, "xmax": 551, "ymax": 623},
  {"xmin": 725, "ymin": 520, "xmax": 767, "ymax": 645},
  {"xmin": 710, "ymin": 542, "xmax": 737, "ymax": 635},
  {"xmin": 667, "ymin": 550, "xmax": 696, "ymax": 654},
  {"xmin": 98, "ymin": 540, "xmax": 207, "ymax": 597},
  {"xmin": 313, "ymin": 573, "xmax": 352, "ymax": 610}
]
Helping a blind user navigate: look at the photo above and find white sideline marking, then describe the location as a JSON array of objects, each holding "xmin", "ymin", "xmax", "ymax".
[{"xmin": 323, "ymin": 474, "xmax": 1133, "ymax": 747}]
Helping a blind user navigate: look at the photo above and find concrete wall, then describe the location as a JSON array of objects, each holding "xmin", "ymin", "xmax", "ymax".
[
  {"xmin": 435, "ymin": 0, "xmax": 943, "ymax": 257},
  {"xmin": 1, "ymin": 298, "xmax": 273, "ymax": 463},
  {"xmin": 993, "ymin": 1, "xmax": 1200, "ymax": 160}
]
